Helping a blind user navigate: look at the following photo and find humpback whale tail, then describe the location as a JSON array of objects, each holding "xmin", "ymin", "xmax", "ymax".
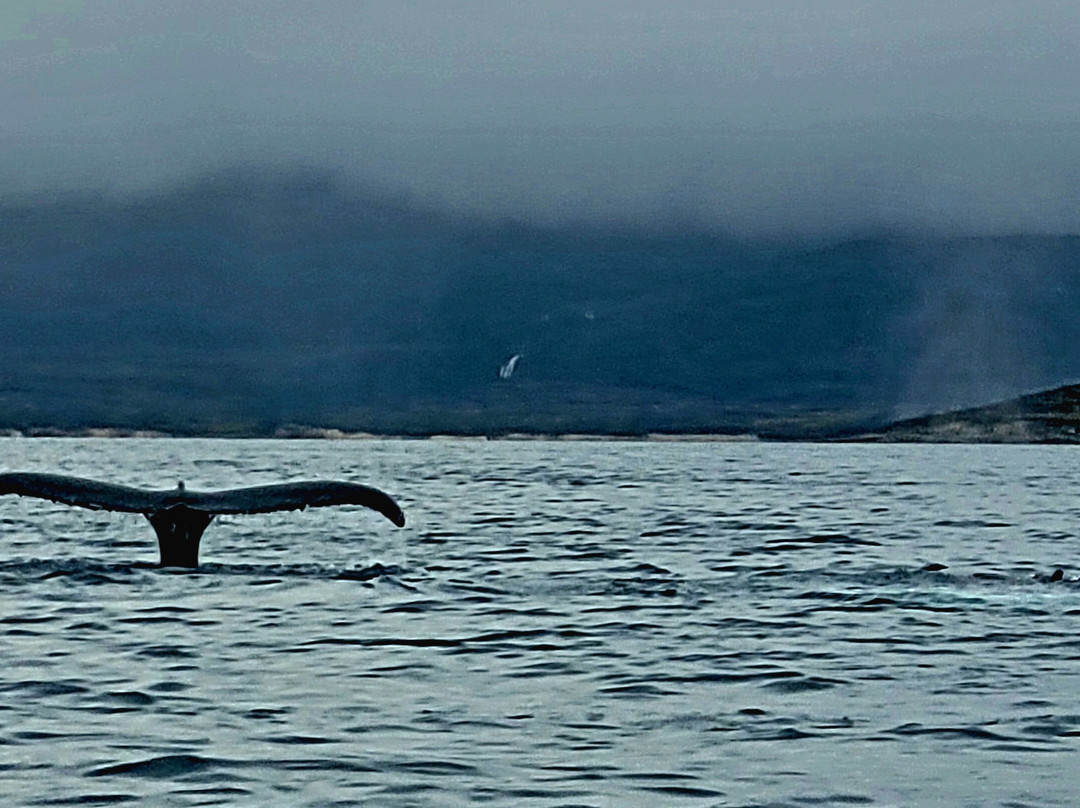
[{"xmin": 0, "ymin": 472, "xmax": 405, "ymax": 568}]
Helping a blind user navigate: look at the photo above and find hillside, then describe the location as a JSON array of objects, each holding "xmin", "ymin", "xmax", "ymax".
[
  {"xmin": 2, "ymin": 167, "xmax": 1080, "ymax": 436},
  {"xmin": 857, "ymin": 384, "xmax": 1080, "ymax": 443}
]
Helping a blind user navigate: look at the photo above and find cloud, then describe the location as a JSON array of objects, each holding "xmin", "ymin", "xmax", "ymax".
[{"xmin": 2, "ymin": 1, "xmax": 1078, "ymax": 236}]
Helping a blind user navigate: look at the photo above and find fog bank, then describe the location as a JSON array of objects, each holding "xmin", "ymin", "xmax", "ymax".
[{"xmin": 3, "ymin": 1, "xmax": 1077, "ymax": 237}]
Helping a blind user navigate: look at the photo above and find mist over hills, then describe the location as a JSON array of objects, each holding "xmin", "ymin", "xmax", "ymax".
[
  {"xmin": 2, "ymin": 167, "xmax": 1078, "ymax": 436},
  {"xmin": 860, "ymin": 383, "xmax": 1080, "ymax": 443}
]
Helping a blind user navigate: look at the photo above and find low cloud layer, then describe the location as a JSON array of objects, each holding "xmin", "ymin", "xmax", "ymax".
[{"xmin": 3, "ymin": 1, "xmax": 1078, "ymax": 236}]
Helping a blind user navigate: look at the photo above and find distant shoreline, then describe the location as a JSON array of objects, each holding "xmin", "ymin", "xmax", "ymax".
[
  {"xmin": 0, "ymin": 426, "xmax": 762, "ymax": 442},
  {"xmin": 5, "ymin": 382, "xmax": 1080, "ymax": 444}
]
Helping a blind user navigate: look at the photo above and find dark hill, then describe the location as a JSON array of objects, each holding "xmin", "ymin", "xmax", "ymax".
[
  {"xmin": 2, "ymin": 167, "xmax": 1080, "ymax": 436},
  {"xmin": 856, "ymin": 383, "xmax": 1080, "ymax": 443}
]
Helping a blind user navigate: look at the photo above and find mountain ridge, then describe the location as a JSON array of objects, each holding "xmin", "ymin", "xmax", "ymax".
[{"xmin": 3, "ymin": 166, "xmax": 1079, "ymax": 436}]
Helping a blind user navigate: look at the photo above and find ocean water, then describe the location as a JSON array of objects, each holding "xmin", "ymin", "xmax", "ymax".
[{"xmin": 0, "ymin": 438, "xmax": 1078, "ymax": 807}]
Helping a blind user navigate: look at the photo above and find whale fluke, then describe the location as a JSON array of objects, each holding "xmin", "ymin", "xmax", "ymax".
[{"xmin": 0, "ymin": 472, "xmax": 405, "ymax": 568}]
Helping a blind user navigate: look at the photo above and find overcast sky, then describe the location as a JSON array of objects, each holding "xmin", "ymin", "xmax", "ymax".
[{"xmin": 2, "ymin": 1, "xmax": 1077, "ymax": 236}]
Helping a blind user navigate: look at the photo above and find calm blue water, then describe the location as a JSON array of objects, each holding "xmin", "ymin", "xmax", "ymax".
[{"xmin": 1, "ymin": 438, "xmax": 1078, "ymax": 807}]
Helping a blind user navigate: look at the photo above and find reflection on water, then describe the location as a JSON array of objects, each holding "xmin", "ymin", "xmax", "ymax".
[{"xmin": 0, "ymin": 438, "xmax": 1078, "ymax": 806}]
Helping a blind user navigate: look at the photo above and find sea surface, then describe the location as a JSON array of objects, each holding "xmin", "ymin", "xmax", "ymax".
[{"xmin": 1, "ymin": 438, "xmax": 1078, "ymax": 807}]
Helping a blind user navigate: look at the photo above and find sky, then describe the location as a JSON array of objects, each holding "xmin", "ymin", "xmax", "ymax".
[{"xmin": 2, "ymin": 1, "xmax": 1078, "ymax": 237}]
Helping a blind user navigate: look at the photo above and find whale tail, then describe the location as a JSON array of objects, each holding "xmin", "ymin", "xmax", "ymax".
[
  {"xmin": 0, "ymin": 472, "xmax": 405, "ymax": 568},
  {"xmin": 146, "ymin": 507, "xmax": 214, "ymax": 568}
]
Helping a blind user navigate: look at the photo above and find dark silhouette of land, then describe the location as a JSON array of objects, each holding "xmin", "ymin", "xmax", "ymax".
[
  {"xmin": 3, "ymin": 166, "xmax": 1080, "ymax": 438},
  {"xmin": 851, "ymin": 383, "xmax": 1080, "ymax": 443}
]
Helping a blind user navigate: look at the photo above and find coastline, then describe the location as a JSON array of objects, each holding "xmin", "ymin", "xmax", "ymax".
[{"xmin": 5, "ymin": 382, "xmax": 1080, "ymax": 444}]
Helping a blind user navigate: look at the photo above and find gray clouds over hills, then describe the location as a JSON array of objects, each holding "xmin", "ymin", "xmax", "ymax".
[
  {"xmin": 2, "ymin": 170, "xmax": 1078, "ymax": 435},
  {"xmin": 3, "ymin": 4, "xmax": 1078, "ymax": 435},
  {"xmin": 2, "ymin": 1, "xmax": 1078, "ymax": 237}
]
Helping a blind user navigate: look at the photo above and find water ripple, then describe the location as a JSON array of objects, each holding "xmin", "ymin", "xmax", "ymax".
[{"xmin": 2, "ymin": 439, "xmax": 1080, "ymax": 807}]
